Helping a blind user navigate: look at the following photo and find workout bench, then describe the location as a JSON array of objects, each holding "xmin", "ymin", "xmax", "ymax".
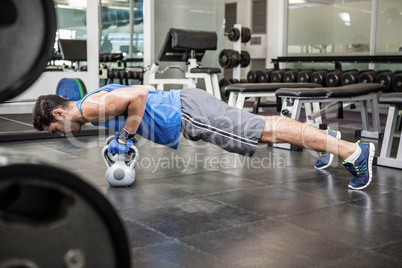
[
  {"xmin": 377, "ymin": 92, "xmax": 402, "ymax": 169},
  {"xmin": 148, "ymin": 28, "xmax": 222, "ymax": 100},
  {"xmin": 224, "ymin": 82, "xmax": 321, "ymax": 113},
  {"xmin": 275, "ymin": 83, "xmax": 385, "ymax": 139}
]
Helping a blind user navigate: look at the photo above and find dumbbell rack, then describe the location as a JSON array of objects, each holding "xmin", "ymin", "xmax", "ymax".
[{"xmin": 232, "ymin": 24, "xmax": 242, "ymax": 81}]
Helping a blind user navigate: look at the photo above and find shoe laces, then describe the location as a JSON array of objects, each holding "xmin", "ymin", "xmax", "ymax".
[{"xmin": 344, "ymin": 159, "xmax": 367, "ymax": 177}]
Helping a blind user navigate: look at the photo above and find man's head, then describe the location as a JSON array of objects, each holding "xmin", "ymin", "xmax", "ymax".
[{"xmin": 32, "ymin": 94, "xmax": 82, "ymax": 136}]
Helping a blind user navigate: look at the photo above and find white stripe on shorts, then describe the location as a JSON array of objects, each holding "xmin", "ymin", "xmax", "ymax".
[{"xmin": 181, "ymin": 112, "xmax": 258, "ymax": 147}]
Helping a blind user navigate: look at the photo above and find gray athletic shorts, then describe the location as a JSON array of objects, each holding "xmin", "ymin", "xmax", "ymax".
[{"xmin": 180, "ymin": 88, "xmax": 266, "ymax": 156}]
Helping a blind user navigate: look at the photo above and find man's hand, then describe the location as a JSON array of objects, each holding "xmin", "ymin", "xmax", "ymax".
[{"xmin": 108, "ymin": 135, "xmax": 134, "ymax": 155}]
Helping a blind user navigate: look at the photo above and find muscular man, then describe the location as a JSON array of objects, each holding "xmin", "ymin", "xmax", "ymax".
[{"xmin": 32, "ymin": 84, "xmax": 374, "ymax": 190}]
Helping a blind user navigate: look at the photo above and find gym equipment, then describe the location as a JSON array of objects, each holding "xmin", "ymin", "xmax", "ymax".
[
  {"xmin": 225, "ymin": 26, "xmax": 251, "ymax": 43},
  {"xmin": 241, "ymin": 27, "xmax": 252, "ymax": 43},
  {"xmin": 325, "ymin": 70, "xmax": 343, "ymax": 87},
  {"xmin": 311, "ymin": 70, "xmax": 329, "ymax": 85},
  {"xmin": 0, "ymin": 0, "xmax": 57, "ymax": 103},
  {"xmin": 392, "ymin": 73, "xmax": 402, "ymax": 92},
  {"xmin": 0, "ymin": 152, "xmax": 131, "ymax": 267},
  {"xmin": 56, "ymin": 78, "xmax": 88, "ymax": 101},
  {"xmin": 297, "ymin": 70, "xmax": 314, "ymax": 83},
  {"xmin": 100, "ymin": 53, "xmax": 124, "ymax": 62},
  {"xmin": 359, "ymin": 70, "xmax": 377, "ymax": 83},
  {"xmin": 240, "ymin": 51, "xmax": 251, "ymax": 67},
  {"xmin": 376, "ymin": 71, "xmax": 395, "ymax": 92},
  {"xmin": 271, "ymin": 70, "xmax": 286, "ymax": 82},
  {"xmin": 225, "ymin": 82, "xmax": 321, "ymax": 110},
  {"xmin": 258, "ymin": 70, "xmax": 274, "ymax": 83},
  {"xmin": 219, "ymin": 49, "xmax": 241, "ymax": 69},
  {"xmin": 225, "ymin": 27, "xmax": 241, "ymax": 42},
  {"xmin": 276, "ymin": 83, "xmax": 385, "ymax": 142},
  {"xmin": 148, "ymin": 28, "xmax": 222, "ymax": 100},
  {"xmin": 377, "ymin": 92, "xmax": 402, "ymax": 169},
  {"xmin": 283, "ymin": 69, "xmax": 299, "ymax": 82},
  {"xmin": 102, "ymin": 136, "xmax": 139, "ymax": 187},
  {"xmin": 219, "ymin": 78, "xmax": 231, "ymax": 101},
  {"xmin": 247, "ymin": 70, "xmax": 262, "ymax": 83},
  {"xmin": 341, "ymin": 70, "xmax": 360, "ymax": 86}
]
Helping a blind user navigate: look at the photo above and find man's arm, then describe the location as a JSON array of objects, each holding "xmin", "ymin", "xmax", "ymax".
[{"xmin": 81, "ymin": 85, "xmax": 151, "ymax": 137}]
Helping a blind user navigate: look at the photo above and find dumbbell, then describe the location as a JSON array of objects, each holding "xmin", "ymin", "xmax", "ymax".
[
  {"xmin": 219, "ymin": 49, "xmax": 241, "ymax": 69},
  {"xmin": 241, "ymin": 27, "xmax": 252, "ymax": 43},
  {"xmin": 224, "ymin": 27, "xmax": 252, "ymax": 43},
  {"xmin": 219, "ymin": 78, "xmax": 232, "ymax": 101},
  {"xmin": 376, "ymin": 71, "xmax": 395, "ymax": 92},
  {"xmin": 392, "ymin": 73, "xmax": 402, "ymax": 92},
  {"xmin": 240, "ymin": 51, "xmax": 251, "ymax": 67},
  {"xmin": 283, "ymin": 69, "xmax": 300, "ymax": 82},
  {"xmin": 258, "ymin": 70, "xmax": 274, "ymax": 83},
  {"xmin": 247, "ymin": 70, "xmax": 262, "ymax": 83},
  {"xmin": 326, "ymin": 70, "xmax": 343, "ymax": 87},
  {"xmin": 359, "ymin": 70, "xmax": 377, "ymax": 83},
  {"xmin": 225, "ymin": 27, "xmax": 241, "ymax": 42},
  {"xmin": 341, "ymin": 70, "xmax": 361, "ymax": 86},
  {"xmin": 297, "ymin": 69, "xmax": 315, "ymax": 83},
  {"xmin": 311, "ymin": 70, "xmax": 329, "ymax": 85},
  {"xmin": 271, "ymin": 69, "xmax": 287, "ymax": 83}
]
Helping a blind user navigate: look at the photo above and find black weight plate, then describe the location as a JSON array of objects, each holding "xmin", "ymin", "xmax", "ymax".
[
  {"xmin": 359, "ymin": 71, "xmax": 377, "ymax": 83},
  {"xmin": 284, "ymin": 70, "xmax": 299, "ymax": 82},
  {"xmin": 0, "ymin": 0, "xmax": 57, "ymax": 103},
  {"xmin": 258, "ymin": 70, "xmax": 273, "ymax": 83},
  {"xmin": 376, "ymin": 72, "xmax": 394, "ymax": 92},
  {"xmin": 311, "ymin": 70, "xmax": 329, "ymax": 85},
  {"xmin": 241, "ymin": 27, "xmax": 251, "ymax": 43},
  {"xmin": 341, "ymin": 71, "xmax": 359, "ymax": 86},
  {"xmin": 325, "ymin": 70, "xmax": 343, "ymax": 87},
  {"xmin": 247, "ymin": 70, "xmax": 259, "ymax": 83},
  {"xmin": 271, "ymin": 70, "xmax": 285, "ymax": 82},
  {"xmin": 240, "ymin": 51, "xmax": 251, "ymax": 68},
  {"xmin": 297, "ymin": 70, "xmax": 314, "ymax": 83},
  {"xmin": 219, "ymin": 78, "xmax": 231, "ymax": 101},
  {"xmin": 392, "ymin": 73, "xmax": 402, "ymax": 92},
  {"xmin": 227, "ymin": 27, "xmax": 240, "ymax": 42},
  {"xmin": 0, "ymin": 161, "xmax": 131, "ymax": 268}
]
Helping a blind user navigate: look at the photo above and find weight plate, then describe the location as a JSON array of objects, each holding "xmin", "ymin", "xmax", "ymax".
[
  {"xmin": 247, "ymin": 70, "xmax": 258, "ymax": 83},
  {"xmin": 219, "ymin": 78, "xmax": 231, "ymax": 101},
  {"xmin": 258, "ymin": 70, "xmax": 273, "ymax": 83},
  {"xmin": 0, "ymin": 0, "xmax": 57, "ymax": 103},
  {"xmin": 73, "ymin": 78, "xmax": 85, "ymax": 99},
  {"xmin": 227, "ymin": 27, "xmax": 240, "ymax": 42},
  {"xmin": 241, "ymin": 27, "xmax": 252, "ymax": 43},
  {"xmin": 376, "ymin": 72, "xmax": 394, "ymax": 92},
  {"xmin": 240, "ymin": 51, "xmax": 251, "ymax": 68},
  {"xmin": 311, "ymin": 70, "xmax": 328, "ymax": 85},
  {"xmin": 76, "ymin": 78, "xmax": 88, "ymax": 95},
  {"xmin": 56, "ymin": 78, "xmax": 81, "ymax": 101},
  {"xmin": 392, "ymin": 73, "xmax": 402, "ymax": 92},
  {"xmin": 219, "ymin": 49, "xmax": 240, "ymax": 69},
  {"xmin": 0, "ymin": 160, "xmax": 130, "ymax": 268}
]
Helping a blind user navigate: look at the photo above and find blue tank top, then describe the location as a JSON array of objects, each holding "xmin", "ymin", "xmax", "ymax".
[{"xmin": 76, "ymin": 84, "xmax": 182, "ymax": 149}]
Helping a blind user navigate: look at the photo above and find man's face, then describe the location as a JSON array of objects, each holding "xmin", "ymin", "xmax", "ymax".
[{"xmin": 43, "ymin": 115, "xmax": 81, "ymax": 136}]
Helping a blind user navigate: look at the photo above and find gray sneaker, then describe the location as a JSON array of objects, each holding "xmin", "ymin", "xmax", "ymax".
[{"xmin": 314, "ymin": 128, "xmax": 341, "ymax": 170}]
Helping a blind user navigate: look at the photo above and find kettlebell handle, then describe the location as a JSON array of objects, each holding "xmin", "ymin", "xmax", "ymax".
[{"xmin": 102, "ymin": 135, "xmax": 139, "ymax": 168}]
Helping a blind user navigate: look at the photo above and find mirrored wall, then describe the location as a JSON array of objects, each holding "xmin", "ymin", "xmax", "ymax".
[{"xmin": 287, "ymin": 0, "xmax": 402, "ymax": 56}]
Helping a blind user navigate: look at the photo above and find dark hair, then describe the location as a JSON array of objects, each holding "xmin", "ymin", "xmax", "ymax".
[{"xmin": 32, "ymin": 94, "xmax": 71, "ymax": 131}]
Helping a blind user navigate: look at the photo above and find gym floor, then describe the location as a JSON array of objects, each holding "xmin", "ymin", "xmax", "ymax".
[{"xmin": 3, "ymin": 120, "xmax": 402, "ymax": 267}]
